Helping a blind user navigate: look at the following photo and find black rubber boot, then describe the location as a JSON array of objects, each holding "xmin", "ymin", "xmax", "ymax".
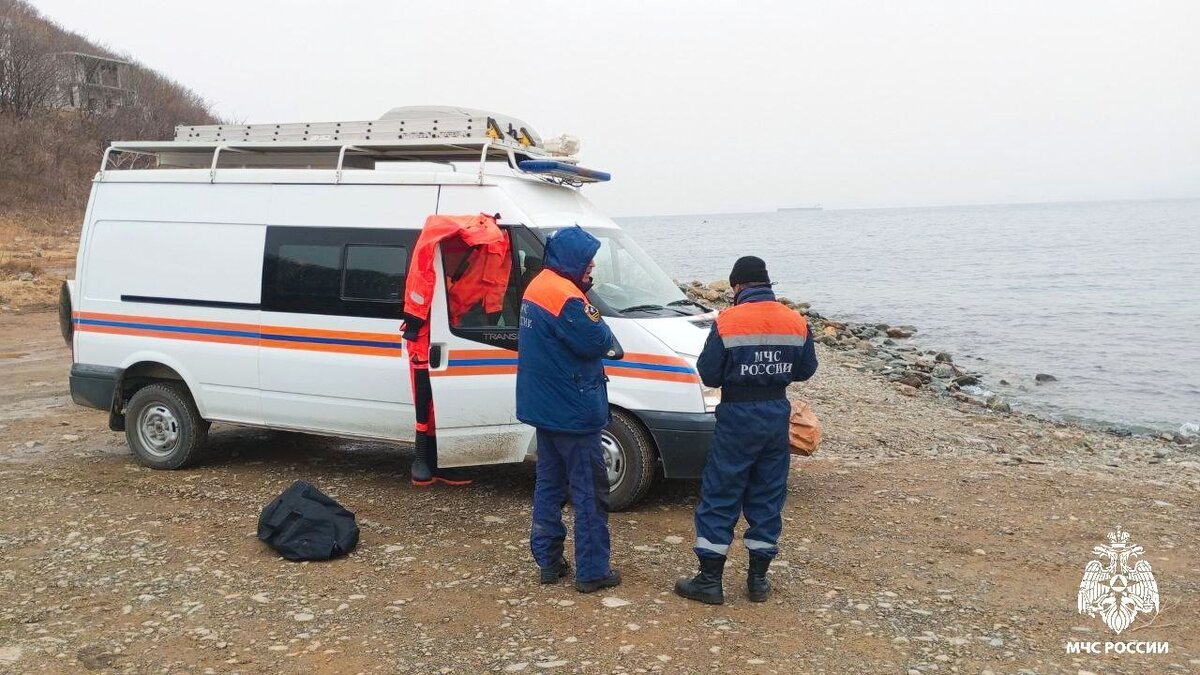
[
  {"xmin": 540, "ymin": 557, "xmax": 571, "ymax": 584},
  {"xmin": 674, "ymin": 556, "xmax": 726, "ymax": 605},
  {"xmin": 575, "ymin": 569, "xmax": 622, "ymax": 593},
  {"xmin": 411, "ymin": 434, "xmax": 434, "ymax": 486},
  {"xmin": 747, "ymin": 553, "xmax": 772, "ymax": 602}
]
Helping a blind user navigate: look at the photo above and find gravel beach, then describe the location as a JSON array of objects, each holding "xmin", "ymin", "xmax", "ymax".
[{"xmin": 0, "ymin": 309, "xmax": 1197, "ymax": 674}]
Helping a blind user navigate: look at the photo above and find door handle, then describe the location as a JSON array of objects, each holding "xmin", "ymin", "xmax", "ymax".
[{"xmin": 429, "ymin": 343, "xmax": 446, "ymax": 370}]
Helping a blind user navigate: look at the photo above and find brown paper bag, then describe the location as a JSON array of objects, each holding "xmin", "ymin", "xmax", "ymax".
[{"xmin": 788, "ymin": 400, "xmax": 822, "ymax": 456}]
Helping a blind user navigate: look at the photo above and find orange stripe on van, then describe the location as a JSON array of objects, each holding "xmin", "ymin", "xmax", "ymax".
[
  {"xmin": 76, "ymin": 311, "xmax": 261, "ymax": 333},
  {"xmin": 78, "ymin": 323, "xmax": 261, "ymax": 348},
  {"xmin": 73, "ymin": 311, "xmax": 404, "ymax": 357},
  {"xmin": 451, "ymin": 348, "xmax": 518, "ymax": 358},
  {"xmin": 431, "ymin": 365, "xmax": 518, "ymax": 377},
  {"xmin": 619, "ymin": 352, "xmax": 693, "ymax": 367},
  {"xmin": 604, "ymin": 365, "xmax": 699, "ymax": 384},
  {"xmin": 76, "ymin": 311, "xmax": 403, "ymax": 344},
  {"xmin": 258, "ymin": 339, "xmax": 402, "ymax": 357}
]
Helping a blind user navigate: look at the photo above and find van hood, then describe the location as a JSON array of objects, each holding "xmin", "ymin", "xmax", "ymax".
[{"xmin": 631, "ymin": 314, "xmax": 717, "ymax": 359}]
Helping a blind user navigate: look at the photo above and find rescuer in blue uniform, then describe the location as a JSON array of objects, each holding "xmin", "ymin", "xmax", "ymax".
[
  {"xmin": 675, "ymin": 256, "xmax": 818, "ymax": 604},
  {"xmin": 517, "ymin": 225, "xmax": 623, "ymax": 593}
]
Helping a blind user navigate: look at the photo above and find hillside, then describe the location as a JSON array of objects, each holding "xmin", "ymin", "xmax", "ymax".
[{"xmin": 0, "ymin": 0, "xmax": 218, "ymax": 310}]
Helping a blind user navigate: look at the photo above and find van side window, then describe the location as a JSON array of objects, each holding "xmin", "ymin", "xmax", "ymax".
[
  {"xmin": 276, "ymin": 244, "xmax": 342, "ymax": 298},
  {"xmin": 343, "ymin": 245, "xmax": 406, "ymax": 302},
  {"xmin": 263, "ymin": 226, "xmax": 415, "ymax": 319},
  {"xmin": 445, "ymin": 225, "xmax": 543, "ymax": 349}
]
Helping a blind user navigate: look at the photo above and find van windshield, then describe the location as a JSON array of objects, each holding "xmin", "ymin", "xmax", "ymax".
[{"xmin": 563, "ymin": 229, "xmax": 709, "ymax": 317}]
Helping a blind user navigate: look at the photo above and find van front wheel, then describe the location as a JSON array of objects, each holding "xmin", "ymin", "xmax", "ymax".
[
  {"xmin": 124, "ymin": 382, "xmax": 209, "ymax": 469},
  {"xmin": 602, "ymin": 409, "xmax": 656, "ymax": 511}
]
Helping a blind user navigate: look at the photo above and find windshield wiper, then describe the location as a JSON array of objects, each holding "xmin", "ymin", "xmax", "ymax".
[
  {"xmin": 618, "ymin": 304, "xmax": 667, "ymax": 314},
  {"xmin": 667, "ymin": 298, "xmax": 710, "ymax": 310},
  {"xmin": 619, "ymin": 303, "xmax": 691, "ymax": 316}
]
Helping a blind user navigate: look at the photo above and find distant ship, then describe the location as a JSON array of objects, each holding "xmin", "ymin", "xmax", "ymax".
[{"xmin": 778, "ymin": 205, "xmax": 823, "ymax": 212}]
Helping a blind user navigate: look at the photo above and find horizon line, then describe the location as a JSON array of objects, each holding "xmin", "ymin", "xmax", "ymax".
[{"xmin": 612, "ymin": 195, "xmax": 1200, "ymax": 220}]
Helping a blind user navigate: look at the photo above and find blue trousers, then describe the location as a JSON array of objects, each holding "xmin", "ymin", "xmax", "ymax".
[
  {"xmin": 530, "ymin": 429, "xmax": 612, "ymax": 582},
  {"xmin": 694, "ymin": 399, "xmax": 791, "ymax": 560}
]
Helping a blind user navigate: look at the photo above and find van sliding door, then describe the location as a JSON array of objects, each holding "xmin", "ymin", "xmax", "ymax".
[{"xmin": 257, "ymin": 184, "xmax": 436, "ymax": 440}]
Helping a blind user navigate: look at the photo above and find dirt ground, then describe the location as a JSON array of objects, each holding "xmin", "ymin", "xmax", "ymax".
[
  {"xmin": 0, "ymin": 216, "xmax": 78, "ymax": 313},
  {"xmin": 0, "ymin": 311, "xmax": 1196, "ymax": 675}
]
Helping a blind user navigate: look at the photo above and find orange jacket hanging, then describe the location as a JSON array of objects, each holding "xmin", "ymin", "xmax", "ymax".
[{"xmin": 401, "ymin": 213, "xmax": 511, "ymax": 363}]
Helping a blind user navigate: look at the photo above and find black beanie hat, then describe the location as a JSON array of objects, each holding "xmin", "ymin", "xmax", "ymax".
[{"xmin": 729, "ymin": 256, "xmax": 771, "ymax": 286}]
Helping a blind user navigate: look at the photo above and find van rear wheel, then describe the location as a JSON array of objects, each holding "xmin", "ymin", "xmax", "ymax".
[
  {"xmin": 603, "ymin": 409, "xmax": 656, "ymax": 511},
  {"xmin": 124, "ymin": 382, "xmax": 209, "ymax": 469}
]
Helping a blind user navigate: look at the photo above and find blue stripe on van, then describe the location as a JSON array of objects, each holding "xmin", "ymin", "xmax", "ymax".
[
  {"xmin": 75, "ymin": 318, "xmax": 260, "ymax": 340},
  {"xmin": 602, "ymin": 360, "xmax": 694, "ymax": 374},
  {"xmin": 449, "ymin": 358, "xmax": 520, "ymax": 367},
  {"xmin": 75, "ymin": 317, "xmax": 401, "ymax": 350},
  {"xmin": 259, "ymin": 332, "xmax": 401, "ymax": 349}
]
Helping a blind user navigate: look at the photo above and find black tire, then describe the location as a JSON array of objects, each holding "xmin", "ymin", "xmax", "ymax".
[
  {"xmin": 124, "ymin": 382, "xmax": 209, "ymax": 469},
  {"xmin": 58, "ymin": 281, "xmax": 73, "ymax": 345},
  {"xmin": 603, "ymin": 409, "xmax": 657, "ymax": 511}
]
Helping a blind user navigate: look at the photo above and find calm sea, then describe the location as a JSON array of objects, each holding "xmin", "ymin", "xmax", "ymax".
[{"xmin": 618, "ymin": 199, "xmax": 1200, "ymax": 435}]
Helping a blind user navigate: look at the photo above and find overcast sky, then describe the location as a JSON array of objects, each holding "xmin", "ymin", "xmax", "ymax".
[{"xmin": 31, "ymin": 0, "xmax": 1200, "ymax": 216}]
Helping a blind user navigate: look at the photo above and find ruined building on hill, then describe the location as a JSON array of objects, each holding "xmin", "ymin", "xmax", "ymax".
[{"xmin": 52, "ymin": 52, "xmax": 136, "ymax": 113}]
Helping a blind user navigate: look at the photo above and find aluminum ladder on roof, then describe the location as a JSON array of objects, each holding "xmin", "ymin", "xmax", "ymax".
[{"xmin": 174, "ymin": 114, "xmax": 539, "ymax": 147}]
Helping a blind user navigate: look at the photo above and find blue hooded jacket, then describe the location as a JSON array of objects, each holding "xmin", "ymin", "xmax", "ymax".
[{"xmin": 516, "ymin": 226, "xmax": 614, "ymax": 433}]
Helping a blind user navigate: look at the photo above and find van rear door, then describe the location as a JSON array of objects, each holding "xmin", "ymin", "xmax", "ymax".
[{"xmin": 424, "ymin": 225, "xmax": 544, "ymax": 467}]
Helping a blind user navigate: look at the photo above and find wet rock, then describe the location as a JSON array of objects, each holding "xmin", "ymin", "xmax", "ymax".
[
  {"xmin": 1034, "ymin": 373, "xmax": 1057, "ymax": 383},
  {"xmin": 934, "ymin": 352, "xmax": 953, "ymax": 363},
  {"xmin": 953, "ymin": 375, "xmax": 979, "ymax": 387},
  {"xmin": 986, "ymin": 396, "xmax": 1011, "ymax": 413},
  {"xmin": 886, "ymin": 327, "xmax": 914, "ymax": 338},
  {"xmin": 931, "ymin": 364, "xmax": 955, "ymax": 379}
]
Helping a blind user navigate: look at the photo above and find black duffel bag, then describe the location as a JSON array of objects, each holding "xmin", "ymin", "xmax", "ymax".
[{"xmin": 257, "ymin": 480, "xmax": 359, "ymax": 561}]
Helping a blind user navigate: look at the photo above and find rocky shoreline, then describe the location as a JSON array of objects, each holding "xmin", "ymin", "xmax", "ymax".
[{"xmin": 680, "ymin": 279, "xmax": 1199, "ymax": 450}]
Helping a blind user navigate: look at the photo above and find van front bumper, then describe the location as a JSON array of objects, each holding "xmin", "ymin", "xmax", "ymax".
[{"xmin": 632, "ymin": 410, "xmax": 715, "ymax": 479}]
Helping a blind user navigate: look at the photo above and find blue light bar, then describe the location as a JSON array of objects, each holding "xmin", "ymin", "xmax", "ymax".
[{"xmin": 518, "ymin": 159, "xmax": 611, "ymax": 183}]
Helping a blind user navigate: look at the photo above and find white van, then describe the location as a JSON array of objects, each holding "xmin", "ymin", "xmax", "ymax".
[{"xmin": 63, "ymin": 106, "xmax": 718, "ymax": 509}]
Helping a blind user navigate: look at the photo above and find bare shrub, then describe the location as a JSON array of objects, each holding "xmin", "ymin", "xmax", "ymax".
[{"xmin": 0, "ymin": 0, "xmax": 219, "ymax": 223}]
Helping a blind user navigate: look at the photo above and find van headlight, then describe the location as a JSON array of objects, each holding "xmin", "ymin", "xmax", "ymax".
[{"xmin": 678, "ymin": 353, "xmax": 720, "ymax": 413}]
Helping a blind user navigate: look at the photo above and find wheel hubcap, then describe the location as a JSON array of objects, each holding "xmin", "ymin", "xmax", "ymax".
[
  {"xmin": 137, "ymin": 404, "xmax": 180, "ymax": 458},
  {"xmin": 600, "ymin": 431, "xmax": 624, "ymax": 489}
]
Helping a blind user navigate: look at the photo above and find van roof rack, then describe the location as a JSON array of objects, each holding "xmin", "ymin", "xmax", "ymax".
[{"xmin": 101, "ymin": 106, "xmax": 609, "ymax": 186}]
